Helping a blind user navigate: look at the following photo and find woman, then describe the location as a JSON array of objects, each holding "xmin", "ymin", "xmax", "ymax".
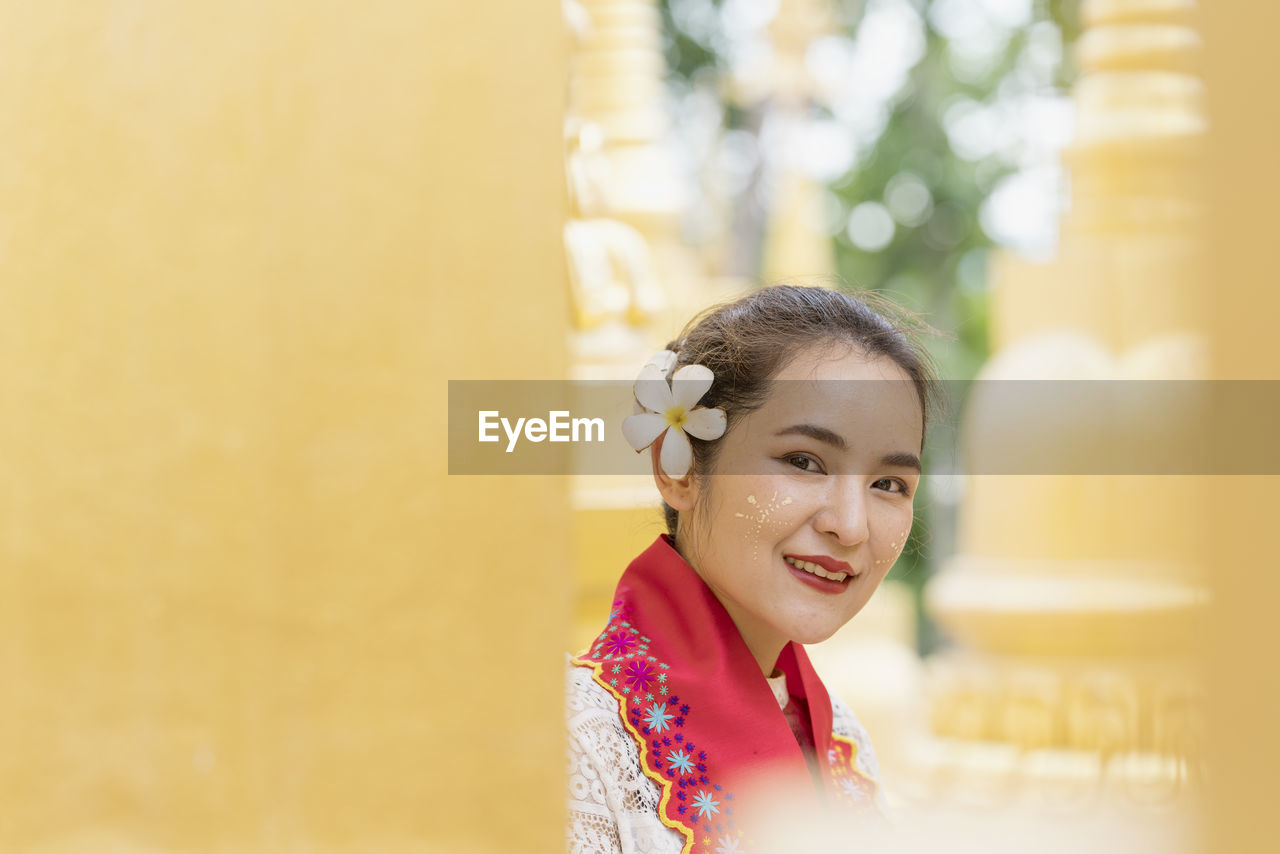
[{"xmin": 566, "ymin": 285, "xmax": 941, "ymax": 853}]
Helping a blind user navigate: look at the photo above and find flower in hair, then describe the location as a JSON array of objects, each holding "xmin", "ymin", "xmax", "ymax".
[{"xmin": 622, "ymin": 351, "xmax": 727, "ymax": 479}]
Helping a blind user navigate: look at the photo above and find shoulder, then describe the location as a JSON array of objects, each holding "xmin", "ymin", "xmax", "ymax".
[
  {"xmin": 564, "ymin": 656, "xmax": 679, "ymax": 852},
  {"xmin": 564, "ymin": 658, "xmax": 632, "ymax": 807},
  {"xmin": 564, "ymin": 655, "xmax": 640, "ymax": 777},
  {"xmin": 565, "ymin": 655, "xmax": 623, "ymax": 719},
  {"xmin": 829, "ymin": 693, "xmax": 883, "ymax": 786}
]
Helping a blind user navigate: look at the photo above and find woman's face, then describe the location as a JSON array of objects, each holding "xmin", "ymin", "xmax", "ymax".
[{"xmin": 676, "ymin": 342, "xmax": 923, "ymax": 668}]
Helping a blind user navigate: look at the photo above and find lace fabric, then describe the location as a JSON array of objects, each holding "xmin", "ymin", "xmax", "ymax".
[{"xmin": 565, "ymin": 657, "xmax": 885, "ymax": 854}]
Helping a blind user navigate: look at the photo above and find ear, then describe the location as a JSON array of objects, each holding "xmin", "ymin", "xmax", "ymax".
[{"xmin": 650, "ymin": 431, "xmax": 697, "ymax": 513}]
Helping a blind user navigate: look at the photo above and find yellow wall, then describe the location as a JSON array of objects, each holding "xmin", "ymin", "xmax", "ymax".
[
  {"xmin": 1203, "ymin": 2, "xmax": 1280, "ymax": 852},
  {"xmin": 0, "ymin": 3, "xmax": 569, "ymax": 851}
]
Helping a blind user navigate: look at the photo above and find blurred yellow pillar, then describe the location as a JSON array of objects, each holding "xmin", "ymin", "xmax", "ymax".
[
  {"xmin": 0, "ymin": 3, "xmax": 570, "ymax": 852},
  {"xmin": 922, "ymin": 3, "xmax": 1210, "ymax": 814},
  {"xmin": 1202, "ymin": 1, "xmax": 1280, "ymax": 852}
]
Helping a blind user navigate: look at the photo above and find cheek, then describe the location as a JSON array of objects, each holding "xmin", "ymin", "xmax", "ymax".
[
  {"xmin": 872, "ymin": 515, "xmax": 913, "ymax": 568},
  {"xmin": 732, "ymin": 489, "xmax": 800, "ymax": 562}
]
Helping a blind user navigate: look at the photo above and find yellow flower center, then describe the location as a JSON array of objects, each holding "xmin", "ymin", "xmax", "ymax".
[{"xmin": 664, "ymin": 405, "xmax": 688, "ymax": 430}]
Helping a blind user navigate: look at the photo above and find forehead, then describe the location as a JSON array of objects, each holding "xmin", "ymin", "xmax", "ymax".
[{"xmin": 748, "ymin": 345, "xmax": 924, "ymax": 452}]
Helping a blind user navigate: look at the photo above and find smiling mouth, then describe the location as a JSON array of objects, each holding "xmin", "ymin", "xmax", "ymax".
[{"xmin": 783, "ymin": 555, "xmax": 852, "ymax": 583}]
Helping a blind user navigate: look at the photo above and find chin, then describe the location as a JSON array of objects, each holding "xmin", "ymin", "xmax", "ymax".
[{"xmin": 789, "ymin": 625, "xmax": 842, "ymax": 646}]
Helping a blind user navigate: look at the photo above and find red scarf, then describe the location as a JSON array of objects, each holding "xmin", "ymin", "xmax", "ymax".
[{"xmin": 571, "ymin": 535, "xmax": 879, "ymax": 852}]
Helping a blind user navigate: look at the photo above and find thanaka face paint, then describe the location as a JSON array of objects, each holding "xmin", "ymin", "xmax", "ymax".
[
  {"xmin": 734, "ymin": 492, "xmax": 794, "ymax": 563},
  {"xmin": 874, "ymin": 529, "xmax": 912, "ymax": 567}
]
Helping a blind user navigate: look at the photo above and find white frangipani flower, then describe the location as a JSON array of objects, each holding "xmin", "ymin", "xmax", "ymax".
[
  {"xmin": 622, "ymin": 355, "xmax": 727, "ymax": 479},
  {"xmin": 631, "ymin": 350, "xmax": 678, "ymax": 415},
  {"xmin": 647, "ymin": 348, "xmax": 678, "ymax": 375}
]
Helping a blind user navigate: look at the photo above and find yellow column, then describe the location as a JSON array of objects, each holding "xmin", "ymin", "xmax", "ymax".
[
  {"xmin": 759, "ymin": 0, "xmax": 839, "ymax": 282},
  {"xmin": 0, "ymin": 3, "xmax": 569, "ymax": 852},
  {"xmin": 1201, "ymin": 2, "xmax": 1280, "ymax": 851},
  {"xmin": 564, "ymin": 0, "xmax": 750, "ymax": 649},
  {"xmin": 920, "ymin": 0, "xmax": 1209, "ymax": 818}
]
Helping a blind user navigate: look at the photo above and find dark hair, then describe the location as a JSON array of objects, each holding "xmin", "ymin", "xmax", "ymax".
[{"xmin": 660, "ymin": 283, "xmax": 945, "ymax": 540}]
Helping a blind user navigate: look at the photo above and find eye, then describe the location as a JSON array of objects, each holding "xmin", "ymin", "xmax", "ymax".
[
  {"xmin": 874, "ymin": 477, "xmax": 912, "ymax": 497},
  {"xmin": 783, "ymin": 453, "xmax": 825, "ymax": 474}
]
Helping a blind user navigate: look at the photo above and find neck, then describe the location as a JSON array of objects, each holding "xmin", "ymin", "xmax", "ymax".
[
  {"xmin": 702, "ymin": 583, "xmax": 787, "ymax": 676},
  {"xmin": 674, "ymin": 534, "xmax": 788, "ymax": 677},
  {"xmin": 738, "ymin": 623, "xmax": 787, "ymax": 677}
]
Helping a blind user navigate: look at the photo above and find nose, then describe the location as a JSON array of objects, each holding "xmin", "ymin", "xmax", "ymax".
[{"xmin": 814, "ymin": 476, "xmax": 870, "ymax": 548}]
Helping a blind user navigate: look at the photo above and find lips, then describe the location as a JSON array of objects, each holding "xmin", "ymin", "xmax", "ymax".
[{"xmin": 783, "ymin": 554, "xmax": 857, "ymax": 583}]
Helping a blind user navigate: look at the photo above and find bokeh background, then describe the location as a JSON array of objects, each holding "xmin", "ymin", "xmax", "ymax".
[{"xmin": 1, "ymin": 0, "xmax": 1277, "ymax": 852}]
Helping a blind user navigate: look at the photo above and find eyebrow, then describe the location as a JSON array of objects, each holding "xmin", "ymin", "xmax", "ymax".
[
  {"xmin": 775, "ymin": 425, "xmax": 922, "ymax": 472},
  {"xmin": 881, "ymin": 452, "xmax": 923, "ymax": 473}
]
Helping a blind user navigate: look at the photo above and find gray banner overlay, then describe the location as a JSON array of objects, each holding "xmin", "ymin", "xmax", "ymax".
[{"xmin": 448, "ymin": 380, "xmax": 1280, "ymax": 475}]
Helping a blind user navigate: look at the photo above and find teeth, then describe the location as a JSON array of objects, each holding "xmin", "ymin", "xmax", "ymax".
[{"xmin": 784, "ymin": 556, "xmax": 849, "ymax": 582}]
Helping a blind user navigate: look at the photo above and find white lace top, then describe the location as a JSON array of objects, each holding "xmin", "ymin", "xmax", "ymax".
[{"xmin": 565, "ymin": 657, "xmax": 885, "ymax": 854}]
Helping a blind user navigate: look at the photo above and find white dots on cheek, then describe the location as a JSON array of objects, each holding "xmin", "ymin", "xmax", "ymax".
[
  {"xmin": 766, "ymin": 496, "xmax": 796, "ymax": 532},
  {"xmin": 873, "ymin": 528, "xmax": 912, "ymax": 567},
  {"xmin": 734, "ymin": 491, "xmax": 794, "ymax": 562}
]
